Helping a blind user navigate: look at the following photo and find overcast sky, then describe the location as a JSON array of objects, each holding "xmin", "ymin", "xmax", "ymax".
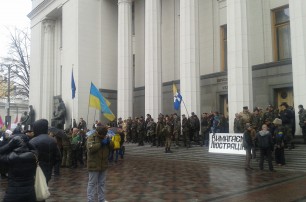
[{"xmin": 0, "ymin": 0, "xmax": 32, "ymax": 58}]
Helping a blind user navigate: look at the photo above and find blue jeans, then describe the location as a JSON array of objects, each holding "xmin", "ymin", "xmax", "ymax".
[{"xmin": 87, "ymin": 171, "xmax": 107, "ymax": 202}]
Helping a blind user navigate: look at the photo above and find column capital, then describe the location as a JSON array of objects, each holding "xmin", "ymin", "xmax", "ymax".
[
  {"xmin": 42, "ymin": 19, "xmax": 55, "ymax": 33},
  {"xmin": 118, "ymin": 0, "xmax": 132, "ymax": 5}
]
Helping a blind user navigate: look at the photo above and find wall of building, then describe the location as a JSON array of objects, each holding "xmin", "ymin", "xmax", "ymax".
[
  {"xmin": 252, "ymin": 61, "xmax": 293, "ymax": 108},
  {"xmin": 53, "ymin": 18, "xmax": 62, "ymax": 97},
  {"xmin": 161, "ymin": 0, "xmax": 176, "ymax": 83},
  {"xmin": 134, "ymin": 0, "xmax": 145, "ymax": 88},
  {"xmin": 199, "ymin": 0, "xmax": 215, "ymax": 75},
  {"xmin": 201, "ymin": 72, "xmax": 228, "ymax": 114},
  {"xmin": 61, "ymin": 0, "xmax": 78, "ymax": 126},
  {"xmin": 29, "ymin": 22, "xmax": 43, "ymax": 118},
  {"xmin": 78, "ymin": 0, "xmax": 102, "ymax": 119},
  {"xmin": 100, "ymin": 0, "xmax": 118, "ymax": 90},
  {"xmin": 134, "ymin": 87, "xmax": 145, "ymax": 117},
  {"xmin": 29, "ymin": 0, "xmax": 295, "ymax": 124}
]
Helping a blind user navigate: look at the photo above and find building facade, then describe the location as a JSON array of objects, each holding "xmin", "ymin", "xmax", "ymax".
[{"xmin": 28, "ymin": 0, "xmax": 306, "ymax": 133}]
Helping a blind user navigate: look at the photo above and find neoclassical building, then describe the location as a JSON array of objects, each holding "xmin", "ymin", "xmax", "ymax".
[{"xmin": 28, "ymin": 0, "xmax": 306, "ymax": 133}]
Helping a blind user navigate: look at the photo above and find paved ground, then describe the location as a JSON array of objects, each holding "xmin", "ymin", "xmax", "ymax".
[{"xmin": 1, "ymin": 144, "xmax": 306, "ymax": 202}]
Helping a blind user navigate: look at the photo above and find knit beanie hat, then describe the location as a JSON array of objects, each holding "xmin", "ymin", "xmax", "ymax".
[{"xmin": 33, "ymin": 119, "xmax": 49, "ymax": 136}]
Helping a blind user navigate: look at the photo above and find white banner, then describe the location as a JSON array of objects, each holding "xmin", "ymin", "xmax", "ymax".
[{"xmin": 209, "ymin": 133, "xmax": 245, "ymax": 155}]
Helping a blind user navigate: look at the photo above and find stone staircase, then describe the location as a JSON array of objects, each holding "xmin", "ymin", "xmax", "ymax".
[{"xmin": 124, "ymin": 142, "xmax": 306, "ymax": 172}]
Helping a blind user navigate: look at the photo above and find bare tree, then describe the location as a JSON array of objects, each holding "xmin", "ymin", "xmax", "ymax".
[{"xmin": 0, "ymin": 28, "xmax": 30, "ymax": 99}]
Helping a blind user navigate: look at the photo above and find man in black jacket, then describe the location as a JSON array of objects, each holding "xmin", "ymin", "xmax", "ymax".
[
  {"xmin": 189, "ymin": 112, "xmax": 200, "ymax": 144},
  {"xmin": 256, "ymin": 124, "xmax": 275, "ymax": 172},
  {"xmin": 243, "ymin": 123, "xmax": 254, "ymax": 170},
  {"xmin": 0, "ymin": 135, "xmax": 37, "ymax": 202},
  {"xmin": 30, "ymin": 119, "xmax": 61, "ymax": 183},
  {"xmin": 279, "ymin": 102, "xmax": 295, "ymax": 149}
]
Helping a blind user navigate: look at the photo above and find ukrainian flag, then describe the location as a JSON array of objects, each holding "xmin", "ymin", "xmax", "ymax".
[{"xmin": 89, "ymin": 82, "xmax": 116, "ymax": 121}]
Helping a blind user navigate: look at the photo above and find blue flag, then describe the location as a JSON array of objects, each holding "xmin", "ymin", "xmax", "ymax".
[
  {"xmin": 173, "ymin": 83, "xmax": 182, "ymax": 110},
  {"xmin": 71, "ymin": 69, "xmax": 76, "ymax": 99}
]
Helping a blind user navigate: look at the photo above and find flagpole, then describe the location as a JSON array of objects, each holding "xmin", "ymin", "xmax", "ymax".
[
  {"xmin": 93, "ymin": 109, "xmax": 96, "ymax": 124},
  {"xmin": 181, "ymin": 99, "xmax": 190, "ymax": 118},
  {"xmin": 72, "ymin": 65, "xmax": 74, "ymax": 129},
  {"xmin": 86, "ymin": 82, "xmax": 91, "ymax": 127}
]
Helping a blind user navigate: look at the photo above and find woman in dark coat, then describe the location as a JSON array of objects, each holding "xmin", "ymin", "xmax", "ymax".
[{"xmin": 0, "ymin": 134, "xmax": 37, "ymax": 202}]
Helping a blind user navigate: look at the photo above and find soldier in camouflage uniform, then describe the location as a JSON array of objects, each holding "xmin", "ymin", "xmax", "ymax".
[
  {"xmin": 234, "ymin": 113, "xmax": 244, "ymax": 133},
  {"xmin": 147, "ymin": 118, "xmax": 157, "ymax": 146},
  {"xmin": 131, "ymin": 118, "xmax": 138, "ymax": 143},
  {"xmin": 182, "ymin": 114, "xmax": 191, "ymax": 148},
  {"xmin": 279, "ymin": 102, "xmax": 295, "ymax": 149},
  {"xmin": 250, "ymin": 108, "xmax": 262, "ymax": 132},
  {"xmin": 298, "ymin": 105, "xmax": 306, "ymax": 144},
  {"xmin": 163, "ymin": 119, "xmax": 173, "ymax": 153},
  {"xmin": 201, "ymin": 113, "xmax": 210, "ymax": 147},
  {"xmin": 262, "ymin": 105, "xmax": 277, "ymax": 127},
  {"xmin": 189, "ymin": 112, "xmax": 200, "ymax": 144},
  {"xmin": 173, "ymin": 113, "xmax": 181, "ymax": 147},
  {"xmin": 219, "ymin": 113, "xmax": 228, "ymax": 133},
  {"xmin": 239, "ymin": 106, "xmax": 252, "ymax": 131},
  {"xmin": 145, "ymin": 114, "xmax": 152, "ymax": 143},
  {"xmin": 137, "ymin": 117, "xmax": 146, "ymax": 146},
  {"xmin": 61, "ymin": 128, "xmax": 72, "ymax": 168},
  {"xmin": 126, "ymin": 117, "xmax": 132, "ymax": 143},
  {"xmin": 156, "ymin": 117, "xmax": 165, "ymax": 147}
]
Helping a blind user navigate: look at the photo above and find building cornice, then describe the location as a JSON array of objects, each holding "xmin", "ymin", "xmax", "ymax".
[
  {"xmin": 252, "ymin": 59, "xmax": 292, "ymax": 71},
  {"xmin": 27, "ymin": 0, "xmax": 56, "ymax": 20}
]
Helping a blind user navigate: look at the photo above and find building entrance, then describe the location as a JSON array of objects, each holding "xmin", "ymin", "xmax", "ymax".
[
  {"xmin": 275, "ymin": 87, "xmax": 294, "ymax": 108},
  {"xmin": 220, "ymin": 95, "xmax": 228, "ymax": 117}
]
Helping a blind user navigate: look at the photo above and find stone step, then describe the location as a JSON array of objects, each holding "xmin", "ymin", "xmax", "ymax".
[{"xmin": 124, "ymin": 143, "xmax": 306, "ymax": 172}]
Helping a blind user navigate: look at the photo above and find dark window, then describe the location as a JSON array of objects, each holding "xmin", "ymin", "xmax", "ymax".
[
  {"xmin": 273, "ymin": 6, "xmax": 291, "ymax": 61},
  {"xmin": 221, "ymin": 25, "xmax": 227, "ymax": 71}
]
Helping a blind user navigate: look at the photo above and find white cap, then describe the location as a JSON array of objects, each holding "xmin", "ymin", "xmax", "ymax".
[{"xmin": 5, "ymin": 130, "xmax": 12, "ymax": 136}]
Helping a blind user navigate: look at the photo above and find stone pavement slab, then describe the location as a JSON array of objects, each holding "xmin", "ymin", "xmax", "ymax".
[{"xmin": 1, "ymin": 144, "xmax": 306, "ymax": 201}]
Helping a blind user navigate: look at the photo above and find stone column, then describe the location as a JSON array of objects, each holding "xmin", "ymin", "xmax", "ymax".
[
  {"xmin": 41, "ymin": 19, "xmax": 55, "ymax": 121},
  {"xmin": 289, "ymin": 0, "xmax": 306, "ymax": 135},
  {"xmin": 145, "ymin": 0, "xmax": 162, "ymax": 119},
  {"xmin": 227, "ymin": 0, "xmax": 252, "ymax": 132},
  {"xmin": 180, "ymin": 0, "xmax": 200, "ymax": 117},
  {"xmin": 117, "ymin": 0, "xmax": 133, "ymax": 120}
]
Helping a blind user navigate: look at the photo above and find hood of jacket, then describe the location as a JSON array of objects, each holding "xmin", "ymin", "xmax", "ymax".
[{"xmin": 259, "ymin": 130, "xmax": 270, "ymax": 136}]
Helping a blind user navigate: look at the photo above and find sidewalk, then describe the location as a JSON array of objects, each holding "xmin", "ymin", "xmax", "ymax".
[{"xmin": 0, "ymin": 144, "xmax": 305, "ymax": 201}]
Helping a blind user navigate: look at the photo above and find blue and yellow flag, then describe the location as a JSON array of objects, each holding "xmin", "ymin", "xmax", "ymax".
[
  {"xmin": 89, "ymin": 82, "xmax": 115, "ymax": 121},
  {"xmin": 173, "ymin": 83, "xmax": 182, "ymax": 110}
]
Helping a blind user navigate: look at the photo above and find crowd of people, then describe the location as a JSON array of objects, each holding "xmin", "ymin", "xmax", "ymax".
[
  {"xmin": 0, "ymin": 101, "xmax": 306, "ymax": 201},
  {"xmin": 0, "ymin": 117, "xmax": 121, "ymax": 202},
  {"xmin": 106, "ymin": 111, "xmax": 229, "ymax": 152},
  {"xmin": 240, "ymin": 103, "xmax": 306, "ymax": 171}
]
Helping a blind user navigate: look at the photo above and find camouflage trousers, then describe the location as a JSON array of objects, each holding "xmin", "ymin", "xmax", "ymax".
[
  {"xmin": 284, "ymin": 124, "xmax": 293, "ymax": 148},
  {"xmin": 183, "ymin": 131, "xmax": 190, "ymax": 147},
  {"xmin": 173, "ymin": 131, "xmax": 180, "ymax": 146},
  {"xmin": 165, "ymin": 137, "xmax": 172, "ymax": 149}
]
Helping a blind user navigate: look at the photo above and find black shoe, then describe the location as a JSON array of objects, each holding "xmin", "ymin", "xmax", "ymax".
[
  {"xmin": 270, "ymin": 169, "xmax": 276, "ymax": 172},
  {"xmin": 1, "ymin": 174, "xmax": 8, "ymax": 179}
]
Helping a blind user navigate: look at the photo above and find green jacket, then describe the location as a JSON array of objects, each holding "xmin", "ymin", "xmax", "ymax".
[{"xmin": 87, "ymin": 132, "xmax": 113, "ymax": 172}]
